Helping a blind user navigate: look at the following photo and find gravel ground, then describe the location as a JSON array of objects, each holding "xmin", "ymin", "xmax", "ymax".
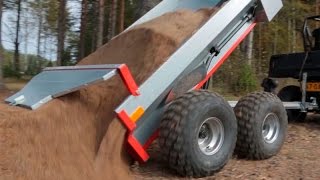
[{"xmin": 132, "ymin": 117, "xmax": 320, "ymax": 180}]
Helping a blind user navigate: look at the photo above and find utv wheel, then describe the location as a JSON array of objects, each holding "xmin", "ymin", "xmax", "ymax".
[
  {"xmin": 159, "ymin": 90, "xmax": 237, "ymax": 177},
  {"xmin": 234, "ymin": 92, "xmax": 288, "ymax": 160},
  {"xmin": 278, "ymin": 85, "xmax": 307, "ymax": 122}
]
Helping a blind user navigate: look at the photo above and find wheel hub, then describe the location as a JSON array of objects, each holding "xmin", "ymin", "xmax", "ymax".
[
  {"xmin": 262, "ymin": 113, "xmax": 280, "ymax": 144},
  {"xmin": 198, "ymin": 117, "xmax": 224, "ymax": 156}
]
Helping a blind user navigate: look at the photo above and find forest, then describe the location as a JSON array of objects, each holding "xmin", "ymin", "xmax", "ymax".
[{"xmin": 0, "ymin": 0, "xmax": 318, "ymax": 94}]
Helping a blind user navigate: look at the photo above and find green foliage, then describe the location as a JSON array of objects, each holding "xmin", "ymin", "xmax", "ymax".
[
  {"xmin": 28, "ymin": 0, "xmax": 60, "ymax": 34},
  {"xmin": 125, "ymin": 0, "xmax": 140, "ymax": 28},
  {"xmin": 1, "ymin": 0, "xmax": 317, "ymax": 94},
  {"xmin": 25, "ymin": 55, "xmax": 53, "ymax": 76},
  {"xmin": 44, "ymin": 0, "xmax": 59, "ymax": 33},
  {"xmin": 25, "ymin": 58, "xmax": 39, "ymax": 76},
  {"xmin": 233, "ymin": 64, "xmax": 258, "ymax": 93},
  {"xmin": 2, "ymin": 50, "xmax": 19, "ymax": 78},
  {"xmin": 64, "ymin": 31, "xmax": 79, "ymax": 65},
  {"xmin": 3, "ymin": 62, "xmax": 20, "ymax": 78},
  {"xmin": 211, "ymin": 0, "xmax": 316, "ymax": 95},
  {"xmin": 2, "ymin": 49, "xmax": 52, "ymax": 77}
]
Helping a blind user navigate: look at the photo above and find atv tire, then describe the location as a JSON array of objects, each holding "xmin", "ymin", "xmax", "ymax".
[
  {"xmin": 159, "ymin": 90, "xmax": 237, "ymax": 177},
  {"xmin": 234, "ymin": 92, "xmax": 288, "ymax": 160}
]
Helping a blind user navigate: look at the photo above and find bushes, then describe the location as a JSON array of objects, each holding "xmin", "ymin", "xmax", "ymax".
[
  {"xmin": 211, "ymin": 61, "xmax": 259, "ymax": 95},
  {"xmin": 3, "ymin": 63, "xmax": 21, "ymax": 78},
  {"xmin": 233, "ymin": 64, "xmax": 258, "ymax": 93}
]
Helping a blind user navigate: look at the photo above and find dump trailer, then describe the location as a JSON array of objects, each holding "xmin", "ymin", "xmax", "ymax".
[
  {"xmin": 6, "ymin": 0, "xmax": 285, "ymax": 178},
  {"xmin": 263, "ymin": 15, "xmax": 320, "ymax": 122}
]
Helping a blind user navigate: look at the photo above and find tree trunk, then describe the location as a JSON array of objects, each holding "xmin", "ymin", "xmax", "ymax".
[
  {"xmin": 272, "ymin": 19, "xmax": 278, "ymax": 55},
  {"xmin": 41, "ymin": 32, "xmax": 48, "ymax": 71},
  {"xmin": 0, "ymin": 0, "xmax": 5, "ymax": 89},
  {"xmin": 107, "ymin": 0, "xmax": 118, "ymax": 41},
  {"xmin": 287, "ymin": 18, "xmax": 291, "ymax": 52},
  {"xmin": 91, "ymin": 0, "xmax": 98, "ymax": 53},
  {"xmin": 78, "ymin": 0, "xmax": 88, "ymax": 61},
  {"xmin": 273, "ymin": 27, "xmax": 278, "ymax": 55},
  {"xmin": 257, "ymin": 24, "xmax": 262, "ymax": 77},
  {"xmin": 37, "ymin": 0, "xmax": 43, "ymax": 68},
  {"xmin": 96, "ymin": 0, "xmax": 105, "ymax": 48},
  {"xmin": 57, "ymin": 0, "xmax": 67, "ymax": 66},
  {"xmin": 246, "ymin": 31, "xmax": 254, "ymax": 66},
  {"xmin": 23, "ymin": 10, "xmax": 29, "ymax": 71},
  {"xmin": 111, "ymin": 0, "xmax": 118, "ymax": 38},
  {"xmin": 119, "ymin": 0, "xmax": 125, "ymax": 32},
  {"xmin": 107, "ymin": 0, "xmax": 114, "ymax": 41},
  {"xmin": 14, "ymin": 0, "xmax": 22, "ymax": 73},
  {"xmin": 292, "ymin": 5, "xmax": 296, "ymax": 53}
]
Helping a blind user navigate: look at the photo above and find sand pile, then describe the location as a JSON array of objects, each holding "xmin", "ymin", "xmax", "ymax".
[{"xmin": 0, "ymin": 8, "xmax": 218, "ymax": 180}]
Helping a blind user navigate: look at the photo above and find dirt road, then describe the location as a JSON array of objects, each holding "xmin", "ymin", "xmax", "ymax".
[{"xmin": 132, "ymin": 117, "xmax": 320, "ymax": 180}]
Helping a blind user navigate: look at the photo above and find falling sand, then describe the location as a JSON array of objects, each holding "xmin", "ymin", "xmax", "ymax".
[{"xmin": 0, "ymin": 8, "xmax": 219, "ymax": 180}]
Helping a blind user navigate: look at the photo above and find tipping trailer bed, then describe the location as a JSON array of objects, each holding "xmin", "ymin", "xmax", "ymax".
[{"xmin": 6, "ymin": 0, "xmax": 283, "ymax": 163}]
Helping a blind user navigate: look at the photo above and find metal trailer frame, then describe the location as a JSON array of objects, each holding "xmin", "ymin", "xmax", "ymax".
[
  {"xmin": 5, "ymin": 0, "xmax": 283, "ymax": 163},
  {"xmin": 230, "ymin": 73, "xmax": 319, "ymax": 114}
]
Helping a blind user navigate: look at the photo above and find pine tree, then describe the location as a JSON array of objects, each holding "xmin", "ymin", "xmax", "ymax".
[
  {"xmin": 107, "ymin": 0, "xmax": 118, "ymax": 40},
  {"xmin": 0, "ymin": 0, "xmax": 5, "ymax": 89},
  {"xmin": 119, "ymin": 0, "xmax": 125, "ymax": 32},
  {"xmin": 57, "ymin": 0, "xmax": 66, "ymax": 66},
  {"xmin": 96, "ymin": 0, "xmax": 105, "ymax": 47},
  {"xmin": 78, "ymin": 0, "xmax": 88, "ymax": 60},
  {"xmin": 14, "ymin": 0, "xmax": 22, "ymax": 74}
]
